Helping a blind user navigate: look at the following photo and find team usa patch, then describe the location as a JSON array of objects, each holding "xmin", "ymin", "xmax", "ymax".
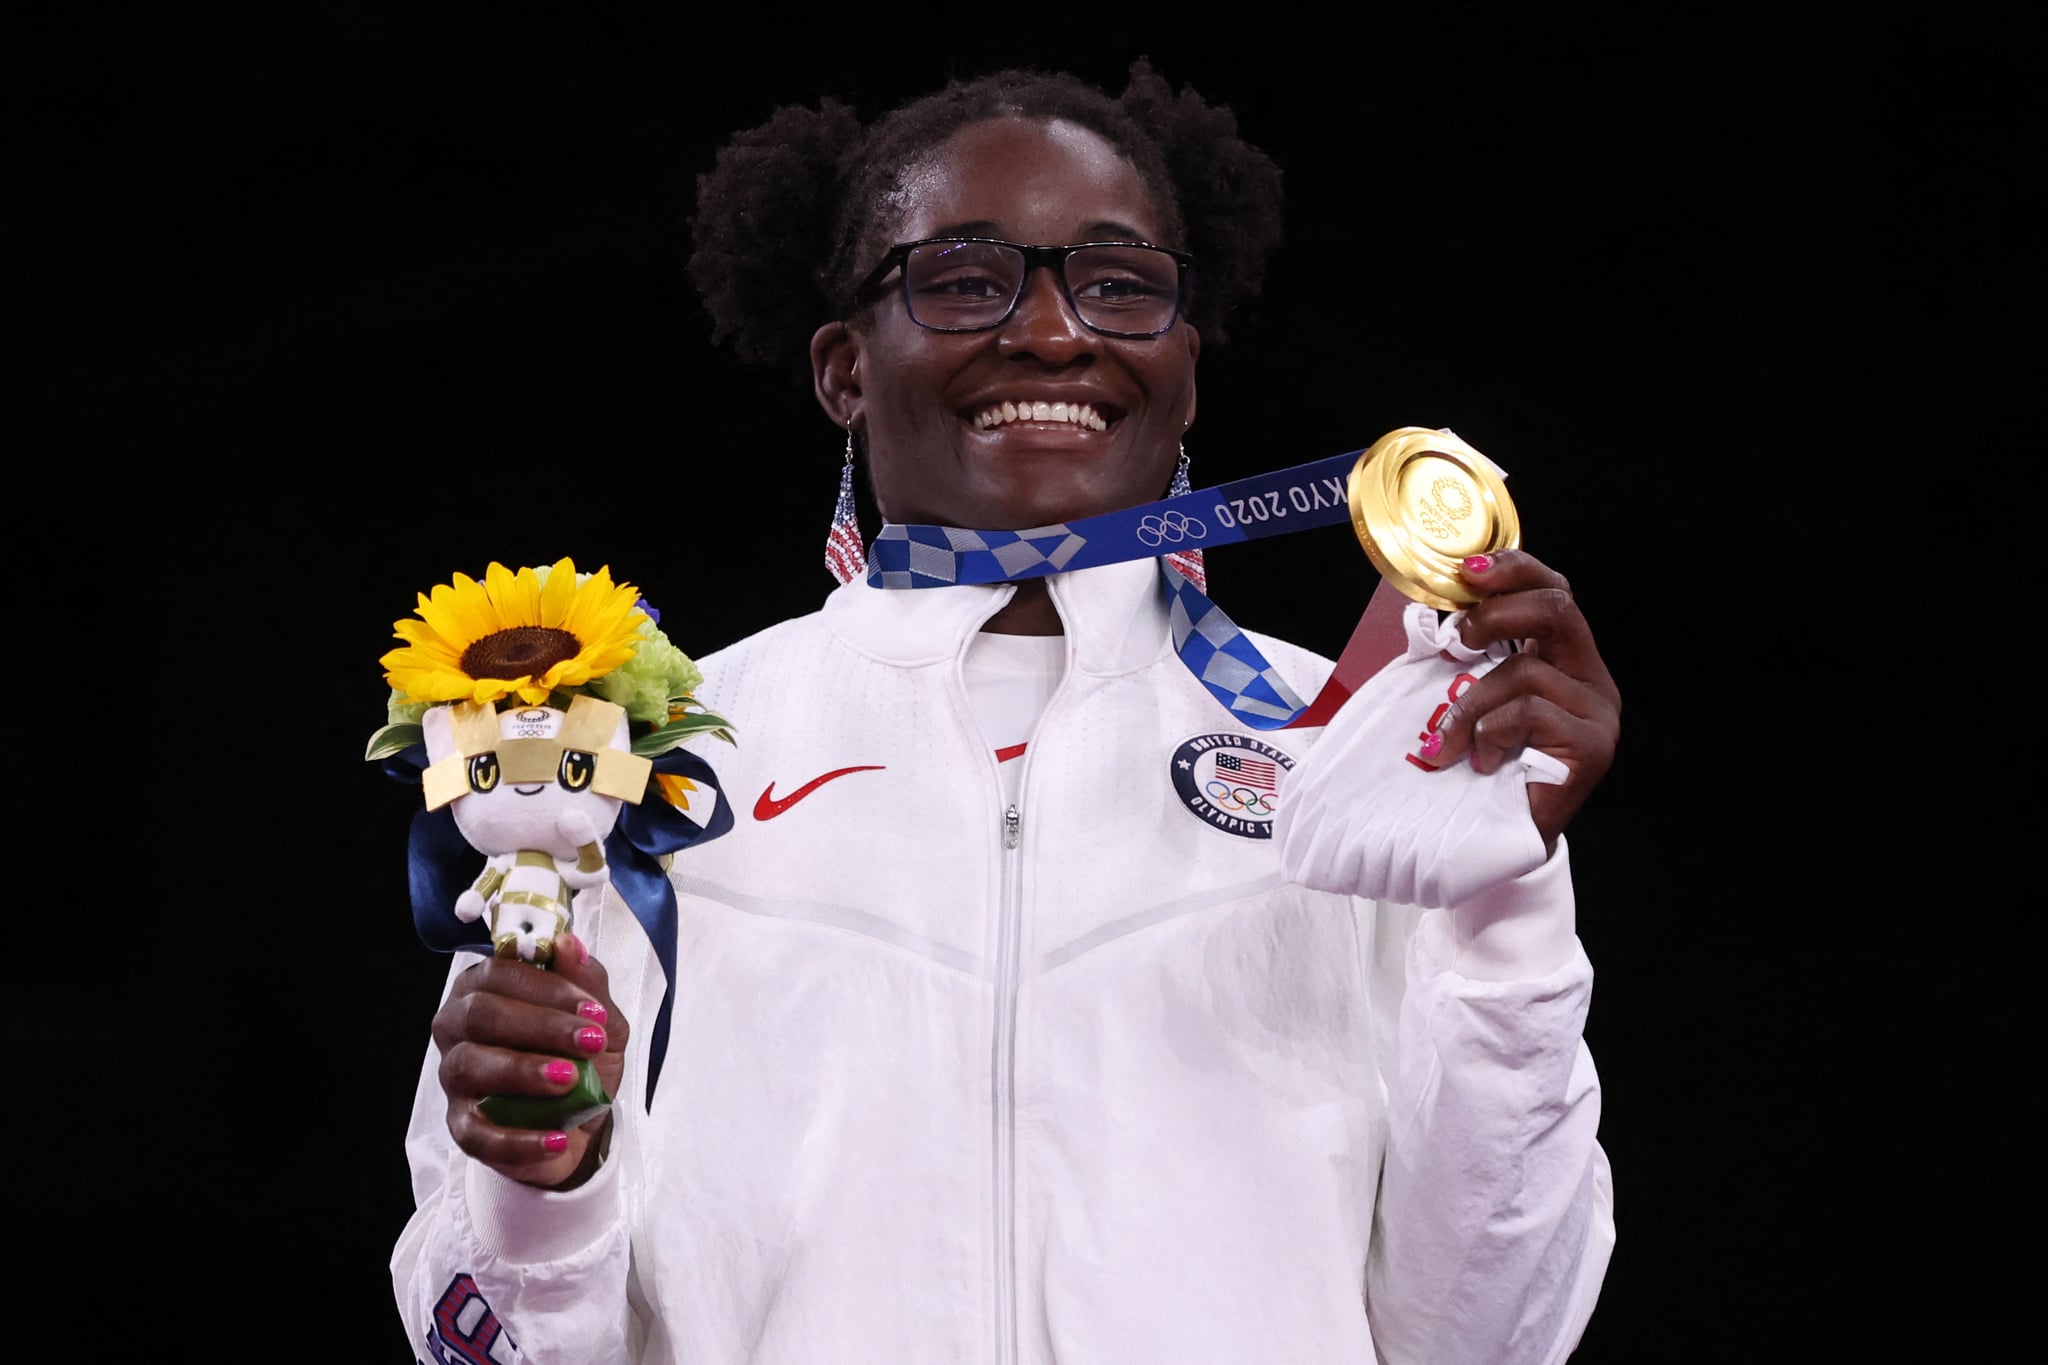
[
  {"xmin": 1170, "ymin": 733, "xmax": 1295, "ymax": 839},
  {"xmin": 423, "ymin": 1273, "xmax": 522, "ymax": 1364}
]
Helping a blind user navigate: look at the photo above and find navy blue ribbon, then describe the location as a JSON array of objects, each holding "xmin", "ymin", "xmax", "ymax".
[
  {"xmin": 865, "ymin": 449, "xmax": 1360, "ymax": 588},
  {"xmin": 382, "ymin": 744, "xmax": 734, "ymax": 1107},
  {"xmin": 867, "ymin": 448, "xmax": 1388, "ymax": 730}
]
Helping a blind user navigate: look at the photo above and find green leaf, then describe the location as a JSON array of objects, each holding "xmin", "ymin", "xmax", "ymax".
[
  {"xmin": 365, "ymin": 722, "xmax": 424, "ymax": 761},
  {"xmin": 630, "ymin": 709, "xmax": 739, "ymax": 757}
]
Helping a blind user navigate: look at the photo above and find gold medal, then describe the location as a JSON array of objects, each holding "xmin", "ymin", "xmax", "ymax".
[{"xmin": 1347, "ymin": 427, "xmax": 1520, "ymax": 609}]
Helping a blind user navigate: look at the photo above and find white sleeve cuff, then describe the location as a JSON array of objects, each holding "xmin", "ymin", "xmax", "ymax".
[
  {"xmin": 462, "ymin": 1145, "xmax": 623, "ymax": 1266},
  {"xmin": 1438, "ymin": 834, "xmax": 1579, "ymax": 981}
]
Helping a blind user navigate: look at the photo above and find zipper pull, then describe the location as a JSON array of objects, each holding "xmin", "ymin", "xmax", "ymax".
[{"xmin": 1003, "ymin": 804, "xmax": 1021, "ymax": 850}]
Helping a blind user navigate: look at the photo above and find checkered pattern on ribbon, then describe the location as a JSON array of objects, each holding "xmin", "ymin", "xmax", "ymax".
[
  {"xmin": 860, "ymin": 447, "xmax": 1392, "ymax": 729},
  {"xmin": 1162, "ymin": 562, "xmax": 1309, "ymax": 730},
  {"xmin": 866, "ymin": 522, "xmax": 1089, "ymax": 589}
]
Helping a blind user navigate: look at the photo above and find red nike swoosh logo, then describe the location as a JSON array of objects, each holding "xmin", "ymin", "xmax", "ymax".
[{"xmin": 753, "ymin": 766, "xmax": 887, "ymax": 820}]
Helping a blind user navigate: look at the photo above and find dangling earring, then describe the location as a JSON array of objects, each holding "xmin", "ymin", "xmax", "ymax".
[
  {"xmin": 1162, "ymin": 441, "xmax": 1207, "ymax": 593},
  {"xmin": 825, "ymin": 425, "xmax": 866, "ymax": 586}
]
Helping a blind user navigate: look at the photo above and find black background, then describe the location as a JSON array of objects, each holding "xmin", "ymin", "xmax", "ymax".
[{"xmin": 30, "ymin": 6, "xmax": 2032, "ymax": 1360}]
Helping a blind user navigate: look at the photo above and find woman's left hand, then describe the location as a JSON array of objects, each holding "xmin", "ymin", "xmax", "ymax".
[{"xmin": 1430, "ymin": 550, "xmax": 1622, "ymax": 851}]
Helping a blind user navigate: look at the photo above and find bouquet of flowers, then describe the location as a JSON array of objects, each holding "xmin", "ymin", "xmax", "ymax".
[{"xmin": 368, "ymin": 557, "xmax": 734, "ymax": 1120}]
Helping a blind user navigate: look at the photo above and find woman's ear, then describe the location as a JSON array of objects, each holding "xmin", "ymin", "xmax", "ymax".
[
  {"xmin": 1182, "ymin": 324, "xmax": 1201, "ymax": 429},
  {"xmin": 811, "ymin": 321, "xmax": 863, "ymax": 429}
]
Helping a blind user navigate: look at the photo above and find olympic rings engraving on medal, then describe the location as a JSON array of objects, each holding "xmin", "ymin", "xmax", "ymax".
[{"xmin": 1136, "ymin": 510, "xmax": 1208, "ymax": 546}]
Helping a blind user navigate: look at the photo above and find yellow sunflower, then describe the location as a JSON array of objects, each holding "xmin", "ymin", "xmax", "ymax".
[{"xmin": 381, "ymin": 558, "xmax": 649, "ymax": 708}]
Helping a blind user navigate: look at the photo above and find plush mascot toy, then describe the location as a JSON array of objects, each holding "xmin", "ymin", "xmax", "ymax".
[
  {"xmin": 369, "ymin": 558, "xmax": 734, "ymax": 1128},
  {"xmin": 422, "ymin": 695, "xmax": 640, "ymax": 966}
]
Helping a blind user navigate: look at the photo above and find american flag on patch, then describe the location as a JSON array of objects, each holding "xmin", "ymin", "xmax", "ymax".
[{"xmin": 1214, "ymin": 752, "xmax": 1277, "ymax": 788}]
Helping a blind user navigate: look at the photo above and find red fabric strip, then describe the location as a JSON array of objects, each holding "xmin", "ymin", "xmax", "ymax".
[{"xmin": 1283, "ymin": 577, "xmax": 1414, "ymax": 729}]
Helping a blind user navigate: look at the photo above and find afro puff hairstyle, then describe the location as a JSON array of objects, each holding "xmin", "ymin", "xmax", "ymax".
[{"xmin": 687, "ymin": 58, "xmax": 1285, "ymax": 386}]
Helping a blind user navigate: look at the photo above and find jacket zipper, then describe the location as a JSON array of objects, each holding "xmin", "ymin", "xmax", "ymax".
[
  {"xmin": 993, "ymin": 799, "xmax": 1023, "ymax": 1365},
  {"xmin": 965, "ymin": 581, "xmax": 1076, "ymax": 1365}
]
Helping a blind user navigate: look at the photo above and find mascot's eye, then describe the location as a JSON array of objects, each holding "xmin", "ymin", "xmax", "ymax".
[
  {"xmin": 467, "ymin": 753, "xmax": 500, "ymax": 794},
  {"xmin": 559, "ymin": 748, "xmax": 596, "ymax": 792}
]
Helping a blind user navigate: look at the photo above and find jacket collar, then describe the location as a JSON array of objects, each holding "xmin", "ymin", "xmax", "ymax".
[{"xmin": 823, "ymin": 558, "xmax": 1171, "ymax": 677}]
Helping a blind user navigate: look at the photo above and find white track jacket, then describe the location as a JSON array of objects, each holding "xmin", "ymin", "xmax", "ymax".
[{"xmin": 393, "ymin": 558, "xmax": 1614, "ymax": 1364}]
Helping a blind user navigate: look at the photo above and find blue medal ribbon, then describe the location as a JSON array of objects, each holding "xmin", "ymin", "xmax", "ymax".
[
  {"xmin": 381, "ymin": 744, "xmax": 734, "ymax": 1107},
  {"xmin": 866, "ymin": 448, "xmax": 1405, "ymax": 731},
  {"xmin": 865, "ymin": 449, "xmax": 1361, "ymax": 588}
]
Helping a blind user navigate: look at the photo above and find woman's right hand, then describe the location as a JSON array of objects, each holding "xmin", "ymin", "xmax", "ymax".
[{"xmin": 430, "ymin": 931, "xmax": 627, "ymax": 1189}]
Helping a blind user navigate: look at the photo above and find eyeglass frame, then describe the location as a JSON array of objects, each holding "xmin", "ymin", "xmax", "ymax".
[{"xmin": 853, "ymin": 236, "xmax": 1197, "ymax": 339}]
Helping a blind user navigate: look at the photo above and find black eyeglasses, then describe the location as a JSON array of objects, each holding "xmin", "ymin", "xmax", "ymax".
[{"xmin": 855, "ymin": 237, "xmax": 1195, "ymax": 339}]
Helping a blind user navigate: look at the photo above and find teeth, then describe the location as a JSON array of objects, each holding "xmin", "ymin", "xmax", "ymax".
[{"xmin": 974, "ymin": 401, "xmax": 1107, "ymax": 431}]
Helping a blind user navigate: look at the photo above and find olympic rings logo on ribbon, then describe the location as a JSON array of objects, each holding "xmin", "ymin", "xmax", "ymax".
[
  {"xmin": 1136, "ymin": 510, "xmax": 1208, "ymax": 546},
  {"xmin": 1203, "ymin": 780, "xmax": 1276, "ymax": 816}
]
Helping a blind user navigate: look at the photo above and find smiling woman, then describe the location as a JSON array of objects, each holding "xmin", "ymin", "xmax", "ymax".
[
  {"xmin": 389, "ymin": 59, "xmax": 1623, "ymax": 1365},
  {"xmin": 812, "ymin": 116, "xmax": 1202, "ymax": 611}
]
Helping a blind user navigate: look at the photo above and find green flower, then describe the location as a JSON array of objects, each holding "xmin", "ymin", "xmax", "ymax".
[{"xmin": 590, "ymin": 622, "xmax": 704, "ymax": 726}]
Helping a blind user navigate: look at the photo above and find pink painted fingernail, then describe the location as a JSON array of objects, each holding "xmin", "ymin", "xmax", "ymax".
[
  {"xmin": 578, "ymin": 999, "xmax": 607, "ymax": 1025},
  {"xmin": 558, "ymin": 932, "xmax": 590, "ymax": 965},
  {"xmin": 576, "ymin": 1026, "xmax": 607, "ymax": 1054},
  {"xmin": 1419, "ymin": 731, "xmax": 1445, "ymax": 759},
  {"xmin": 1463, "ymin": 554, "xmax": 1493, "ymax": 574},
  {"xmin": 544, "ymin": 1060, "xmax": 578, "ymax": 1085},
  {"xmin": 543, "ymin": 1131, "xmax": 569, "ymax": 1153}
]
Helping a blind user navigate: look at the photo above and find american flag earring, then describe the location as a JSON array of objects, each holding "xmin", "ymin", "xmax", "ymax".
[
  {"xmin": 825, "ymin": 425, "xmax": 867, "ymax": 586},
  {"xmin": 1162, "ymin": 441, "xmax": 1207, "ymax": 594}
]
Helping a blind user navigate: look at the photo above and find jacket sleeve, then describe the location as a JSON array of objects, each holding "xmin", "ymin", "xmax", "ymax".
[
  {"xmin": 1362, "ymin": 843, "xmax": 1614, "ymax": 1365},
  {"xmin": 390, "ymin": 934, "xmax": 645, "ymax": 1362},
  {"xmin": 1271, "ymin": 610, "xmax": 1614, "ymax": 1363}
]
